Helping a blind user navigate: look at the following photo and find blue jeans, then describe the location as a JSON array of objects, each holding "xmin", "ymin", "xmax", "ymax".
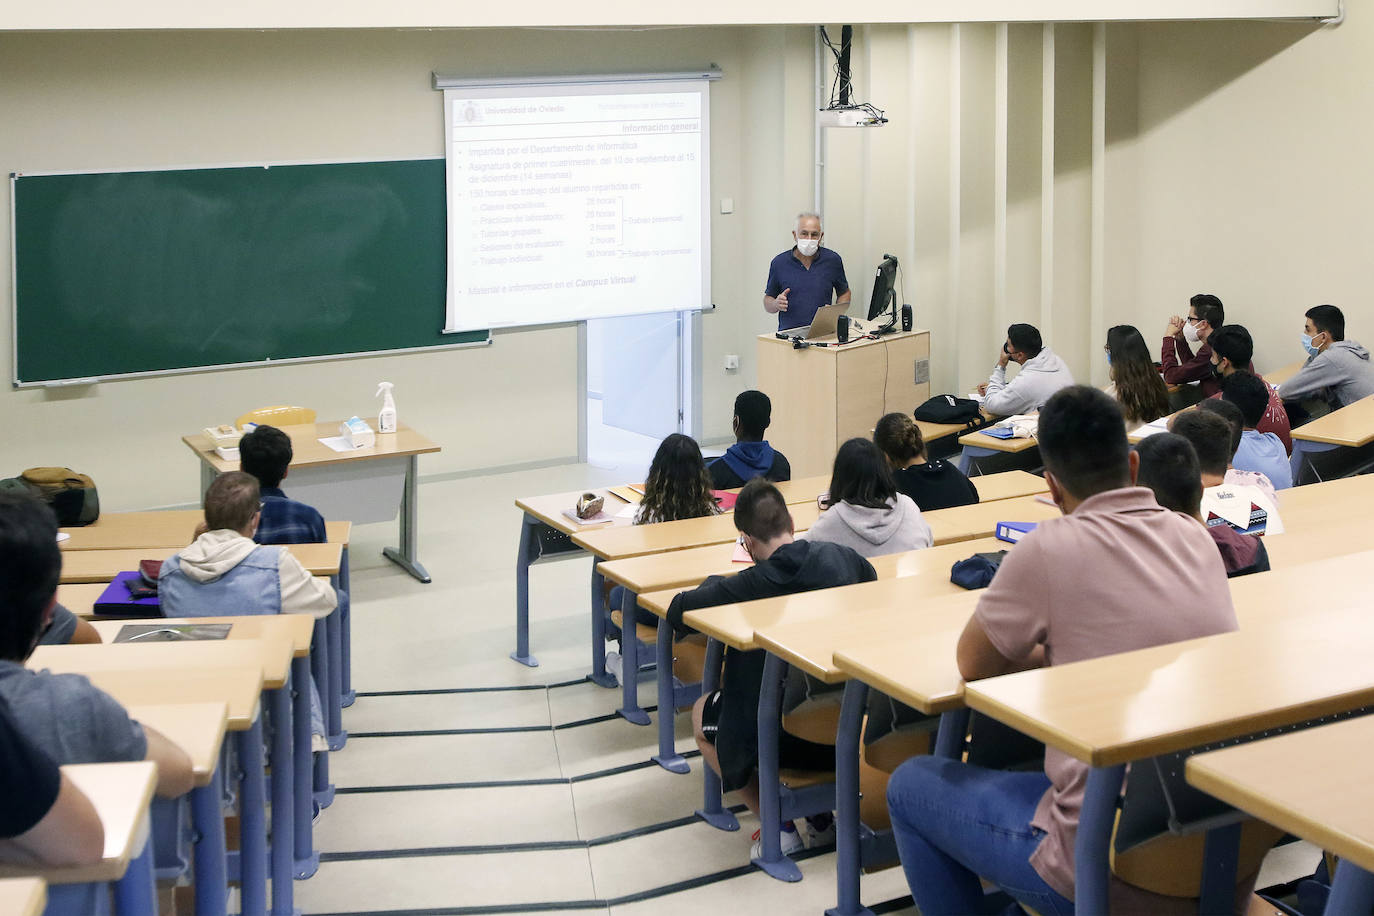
[{"xmin": 887, "ymin": 756, "xmax": 1074, "ymax": 916}]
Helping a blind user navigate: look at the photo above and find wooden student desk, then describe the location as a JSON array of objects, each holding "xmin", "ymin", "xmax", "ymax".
[
  {"xmin": 1288, "ymin": 393, "xmax": 1374, "ymax": 483},
  {"xmin": 58, "ymin": 542, "xmax": 342, "ymax": 583},
  {"xmin": 961, "ymin": 602, "xmax": 1374, "ymax": 913},
  {"xmin": 29, "ymin": 638, "xmax": 315, "ymax": 914},
  {"xmin": 1187, "ymin": 715, "xmax": 1374, "ymax": 914},
  {"xmin": 183, "ymin": 421, "xmax": 438, "ymax": 583},
  {"xmin": 0, "ymin": 762, "xmax": 158, "ymax": 916},
  {"xmin": 0, "ymin": 879, "xmax": 45, "ymax": 916},
  {"xmin": 60, "ymin": 511, "xmax": 351, "ymax": 552},
  {"xmin": 955, "ymin": 428, "xmax": 1039, "ymax": 475}
]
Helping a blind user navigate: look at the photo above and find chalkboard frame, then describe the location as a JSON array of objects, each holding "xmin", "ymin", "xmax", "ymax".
[{"xmin": 10, "ymin": 157, "xmax": 492, "ymax": 388}]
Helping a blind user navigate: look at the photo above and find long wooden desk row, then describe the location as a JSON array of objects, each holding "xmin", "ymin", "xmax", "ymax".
[
  {"xmin": 18, "ymin": 617, "xmax": 320, "ymax": 916},
  {"xmin": 656, "ymin": 475, "xmax": 1374, "ymax": 912},
  {"xmin": 509, "ymin": 469, "xmax": 1048, "ymax": 684}
]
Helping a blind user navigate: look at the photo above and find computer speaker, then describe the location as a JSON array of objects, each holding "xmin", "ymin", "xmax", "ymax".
[
  {"xmin": 837, "ymin": 314, "xmax": 849, "ymax": 344},
  {"xmin": 901, "ymin": 304, "xmax": 913, "ymax": 332}
]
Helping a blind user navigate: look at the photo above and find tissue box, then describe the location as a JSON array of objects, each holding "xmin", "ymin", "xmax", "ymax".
[
  {"xmin": 339, "ymin": 417, "xmax": 376, "ymax": 449},
  {"xmin": 214, "ymin": 446, "xmax": 241, "ymax": 462}
]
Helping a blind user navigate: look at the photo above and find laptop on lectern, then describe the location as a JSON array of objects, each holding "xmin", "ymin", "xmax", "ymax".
[{"xmin": 781, "ymin": 302, "xmax": 849, "ymax": 341}]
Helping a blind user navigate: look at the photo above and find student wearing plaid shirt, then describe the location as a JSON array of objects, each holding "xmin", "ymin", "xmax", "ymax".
[{"xmin": 239, "ymin": 425, "xmax": 327, "ymax": 545}]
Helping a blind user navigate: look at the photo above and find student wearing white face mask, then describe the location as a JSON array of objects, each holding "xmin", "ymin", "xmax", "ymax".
[
  {"xmin": 1161, "ymin": 294, "xmax": 1230, "ymax": 397},
  {"xmin": 763, "ymin": 211, "xmax": 851, "ymax": 332}
]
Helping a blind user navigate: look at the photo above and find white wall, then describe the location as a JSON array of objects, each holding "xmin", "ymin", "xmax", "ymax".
[{"xmin": 0, "ymin": 27, "xmax": 817, "ymax": 509}]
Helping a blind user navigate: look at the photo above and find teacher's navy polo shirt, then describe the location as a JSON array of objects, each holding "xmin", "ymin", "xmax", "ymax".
[{"xmin": 764, "ymin": 246, "xmax": 849, "ymax": 331}]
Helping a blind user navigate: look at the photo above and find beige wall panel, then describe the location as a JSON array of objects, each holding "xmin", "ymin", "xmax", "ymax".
[
  {"xmin": 1050, "ymin": 23, "xmax": 1095, "ymax": 382},
  {"xmin": 1005, "ymin": 24, "xmax": 1045, "ymax": 341}
]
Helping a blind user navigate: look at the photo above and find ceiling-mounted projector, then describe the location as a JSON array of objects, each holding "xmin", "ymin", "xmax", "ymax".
[{"xmin": 818, "ymin": 25, "xmax": 887, "ymax": 129}]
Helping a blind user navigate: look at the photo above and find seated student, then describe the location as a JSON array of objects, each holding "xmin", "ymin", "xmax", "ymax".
[
  {"xmin": 978, "ymin": 323, "xmax": 1075, "ymax": 417},
  {"xmin": 1277, "ymin": 304, "xmax": 1374, "ymax": 411},
  {"xmin": 671, "ymin": 480, "xmax": 876, "ymax": 857},
  {"xmin": 1207, "ymin": 324, "xmax": 1292, "ymax": 453},
  {"xmin": 605, "ymin": 434, "xmax": 721, "ymax": 681},
  {"xmin": 1104, "ymin": 324, "xmax": 1170, "ymax": 426},
  {"xmin": 239, "ymin": 424, "xmax": 326, "ymax": 544},
  {"xmin": 0, "ymin": 695, "xmax": 105, "ymax": 867},
  {"xmin": 708, "ymin": 390, "xmax": 792, "ymax": 489},
  {"xmin": 1222, "ymin": 372, "xmax": 1294, "ymax": 490},
  {"xmin": 0, "ymin": 492, "xmax": 194, "ymax": 800},
  {"xmin": 885, "ymin": 386, "xmax": 1237, "ymax": 916},
  {"xmin": 38, "ymin": 603, "xmax": 100, "ymax": 646},
  {"xmin": 1135, "ymin": 431, "xmax": 1270, "ymax": 577},
  {"xmin": 801, "ymin": 437, "xmax": 932, "ymax": 559},
  {"xmin": 1161, "ymin": 294, "xmax": 1228, "ymax": 397},
  {"xmin": 160, "ymin": 472, "xmax": 336, "ymax": 745},
  {"xmin": 873, "ymin": 412, "xmax": 979, "ymax": 511},
  {"xmin": 1187, "ymin": 400, "xmax": 1278, "ymax": 501}
]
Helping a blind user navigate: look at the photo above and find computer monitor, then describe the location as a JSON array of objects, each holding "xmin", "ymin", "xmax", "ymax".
[{"xmin": 867, "ymin": 255, "xmax": 898, "ymax": 328}]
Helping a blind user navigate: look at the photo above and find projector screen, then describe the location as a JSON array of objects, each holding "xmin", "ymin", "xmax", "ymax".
[{"xmin": 439, "ymin": 74, "xmax": 716, "ymax": 333}]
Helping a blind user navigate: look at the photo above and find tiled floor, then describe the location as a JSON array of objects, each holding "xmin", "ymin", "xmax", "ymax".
[{"xmin": 296, "ymin": 459, "xmax": 1320, "ymax": 915}]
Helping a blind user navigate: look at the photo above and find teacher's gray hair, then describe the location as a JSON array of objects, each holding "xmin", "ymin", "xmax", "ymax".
[{"xmin": 794, "ymin": 211, "xmax": 823, "ymax": 232}]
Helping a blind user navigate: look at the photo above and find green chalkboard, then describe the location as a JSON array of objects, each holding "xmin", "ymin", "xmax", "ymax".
[{"xmin": 11, "ymin": 159, "xmax": 487, "ymax": 385}]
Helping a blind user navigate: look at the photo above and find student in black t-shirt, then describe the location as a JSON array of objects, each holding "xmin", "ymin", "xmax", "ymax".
[
  {"xmin": 708, "ymin": 390, "xmax": 792, "ymax": 489},
  {"xmin": 671, "ymin": 479, "xmax": 875, "ymax": 855},
  {"xmin": 0, "ymin": 695, "xmax": 104, "ymax": 867},
  {"xmin": 873, "ymin": 412, "xmax": 979, "ymax": 511}
]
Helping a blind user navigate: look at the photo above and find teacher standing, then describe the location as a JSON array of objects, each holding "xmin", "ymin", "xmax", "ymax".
[{"xmin": 763, "ymin": 211, "xmax": 851, "ymax": 332}]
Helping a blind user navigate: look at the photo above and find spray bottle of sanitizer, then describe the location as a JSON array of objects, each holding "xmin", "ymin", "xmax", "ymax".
[{"xmin": 376, "ymin": 382, "xmax": 397, "ymax": 433}]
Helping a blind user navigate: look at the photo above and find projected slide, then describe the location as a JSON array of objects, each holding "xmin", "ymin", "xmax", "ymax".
[{"xmin": 442, "ymin": 85, "xmax": 709, "ymax": 333}]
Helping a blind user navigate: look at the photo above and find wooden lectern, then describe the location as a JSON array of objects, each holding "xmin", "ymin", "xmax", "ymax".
[{"xmin": 756, "ymin": 329, "xmax": 931, "ymax": 478}]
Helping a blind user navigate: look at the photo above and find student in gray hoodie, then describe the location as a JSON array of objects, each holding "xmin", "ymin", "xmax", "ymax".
[
  {"xmin": 802, "ymin": 438, "xmax": 933, "ymax": 559},
  {"xmin": 1278, "ymin": 304, "xmax": 1374, "ymax": 410},
  {"xmin": 979, "ymin": 323, "xmax": 1075, "ymax": 417}
]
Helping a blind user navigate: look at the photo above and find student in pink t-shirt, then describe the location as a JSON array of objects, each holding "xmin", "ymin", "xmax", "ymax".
[{"xmin": 885, "ymin": 386, "xmax": 1238, "ymax": 915}]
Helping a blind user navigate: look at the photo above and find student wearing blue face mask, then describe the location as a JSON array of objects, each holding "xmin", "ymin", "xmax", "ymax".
[
  {"xmin": 1277, "ymin": 305, "xmax": 1374, "ymax": 416},
  {"xmin": 1104, "ymin": 324, "xmax": 1169, "ymax": 427}
]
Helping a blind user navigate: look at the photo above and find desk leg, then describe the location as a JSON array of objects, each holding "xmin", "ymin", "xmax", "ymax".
[
  {"xmin": 1198, "ymin": 822, "xmax": 1242, "ymax": 915},
  {"xmin": 339, "ymin": 546, "xmax": 354, "ymax": 707},
  {"xmin": 296, "ymin": 657, "xmax": 324, "ymax": 877},
  {"xmin": 827, "ymin": 680, "xmax": 873, "ymax": 916},
  {"xmin": 696, "ymin": 638, "xmax": 739, "ymax": 832},
  {"xmin": 237, "ymin": 720, "xmax": 269, "ymax": 916},
  {"xmin": 113, "ymin": 819, "xmax": 157, "ymax": 916},
  {"xmin": 652, "ymin": 617, "xmax": 690, "ymax": 773},
  {"xmin": 324, "ymin": 601, "xmax": 346, "ymax": 751},
  {"xmin": 588, "ymin": 561, "xmax": 617, "ymax": 689},
  {"xmin": 752, "ymin": 653, "xmax": 802, "ymax": 883},
  {"xmin": 1073, "ymin": 764, "xmax": 1126, "ymax": 915},
  {"xmin": 616, "ymin": 588, "xmax": 650, "ymax": 725},
  {"xmin": 268, "ymin": 686, "xmax": 296, "ymax": 916},
  {"xmin": 382, "ymin": 454, "xmax": 431, "ymax": 583},
  {"xmin": 191, "ymin": 768, "xmax": 229, "ymax": 916},
  {"xmin": 1327, "ymin": 861, "xmax": 1374, "ymax": 914},
  {"xmin": 933, "ymin": 709, "xmax": 969, "ymax": 760},
  {"xmin": 1290, "ymin": 439, "xmax": 1339, "ymax": 486},
  {"xmin": 511, "ymin": 513, "xmax": 540, "ymax": 667},
  {"xmin": 199, "ymin": 462, "xmax": 217, "ymax": 501},
  {"xmin": 956, "ymin": 445, "xmax": 996, "ymax": 476}
]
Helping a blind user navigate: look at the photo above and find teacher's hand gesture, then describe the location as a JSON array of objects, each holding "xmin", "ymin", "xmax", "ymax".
[{"xmin": 775, "ymin": 288, "xmax": 790, "ymax": 312}]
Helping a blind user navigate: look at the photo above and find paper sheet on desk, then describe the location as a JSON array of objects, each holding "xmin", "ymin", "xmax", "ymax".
[
  {"xmin": 614, "ymin": 502, "xmax": 639, "ymax": 520},
  {"xmin": 318, "ymin": 435, "xmax": 368, "ymax": 453},
  {"xmin": 56, "ymin": 532, "xmax": 70, "ymax": 543}
]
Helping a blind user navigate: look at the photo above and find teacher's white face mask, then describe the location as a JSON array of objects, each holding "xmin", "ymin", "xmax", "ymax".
[{"xmin": 795, "ymin": 238, "xmax": 820, "ymax": 257}]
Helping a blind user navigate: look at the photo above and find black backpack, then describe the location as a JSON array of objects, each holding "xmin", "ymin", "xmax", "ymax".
[{"xmin": 913, "ymin": 394, "xmax": 983, "ymax": 425}]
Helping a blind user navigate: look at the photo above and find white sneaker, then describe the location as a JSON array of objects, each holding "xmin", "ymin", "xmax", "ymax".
[
  {"xmin": 604, "ymin": 650, "xmax": 623, "ymax": 685},
  {"xmin": 750, "ymin": 824, "xmax": 803, "ymax": 860}
]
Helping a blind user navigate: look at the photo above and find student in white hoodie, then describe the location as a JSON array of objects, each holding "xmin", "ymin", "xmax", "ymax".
[
  {"xmin": 160, "ymin": 471, "xmax": 337, "ymax": 745},
  {"xmin": 802, "ymin": 438, "xmax": 933, "ymax": 559},
  {"xmin": 979, "ymin": 323, "xmax": 1075, "ymax": 417}
]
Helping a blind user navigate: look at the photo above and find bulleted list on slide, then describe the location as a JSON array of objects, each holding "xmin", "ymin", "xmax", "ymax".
[{"xmin": 445, "ymin": 91, "xmax": 705, "ymax": 330}]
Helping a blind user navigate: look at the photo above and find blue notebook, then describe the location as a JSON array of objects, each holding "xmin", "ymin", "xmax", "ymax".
[{"xmin": 995, "ymin": 521, "xmax": 1037, "ymax": 544}]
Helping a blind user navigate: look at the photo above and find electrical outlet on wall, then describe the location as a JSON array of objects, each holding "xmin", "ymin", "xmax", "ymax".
[{"xmin": 724, "ymin": 354, "xmax": 740, "ymax": 371}]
